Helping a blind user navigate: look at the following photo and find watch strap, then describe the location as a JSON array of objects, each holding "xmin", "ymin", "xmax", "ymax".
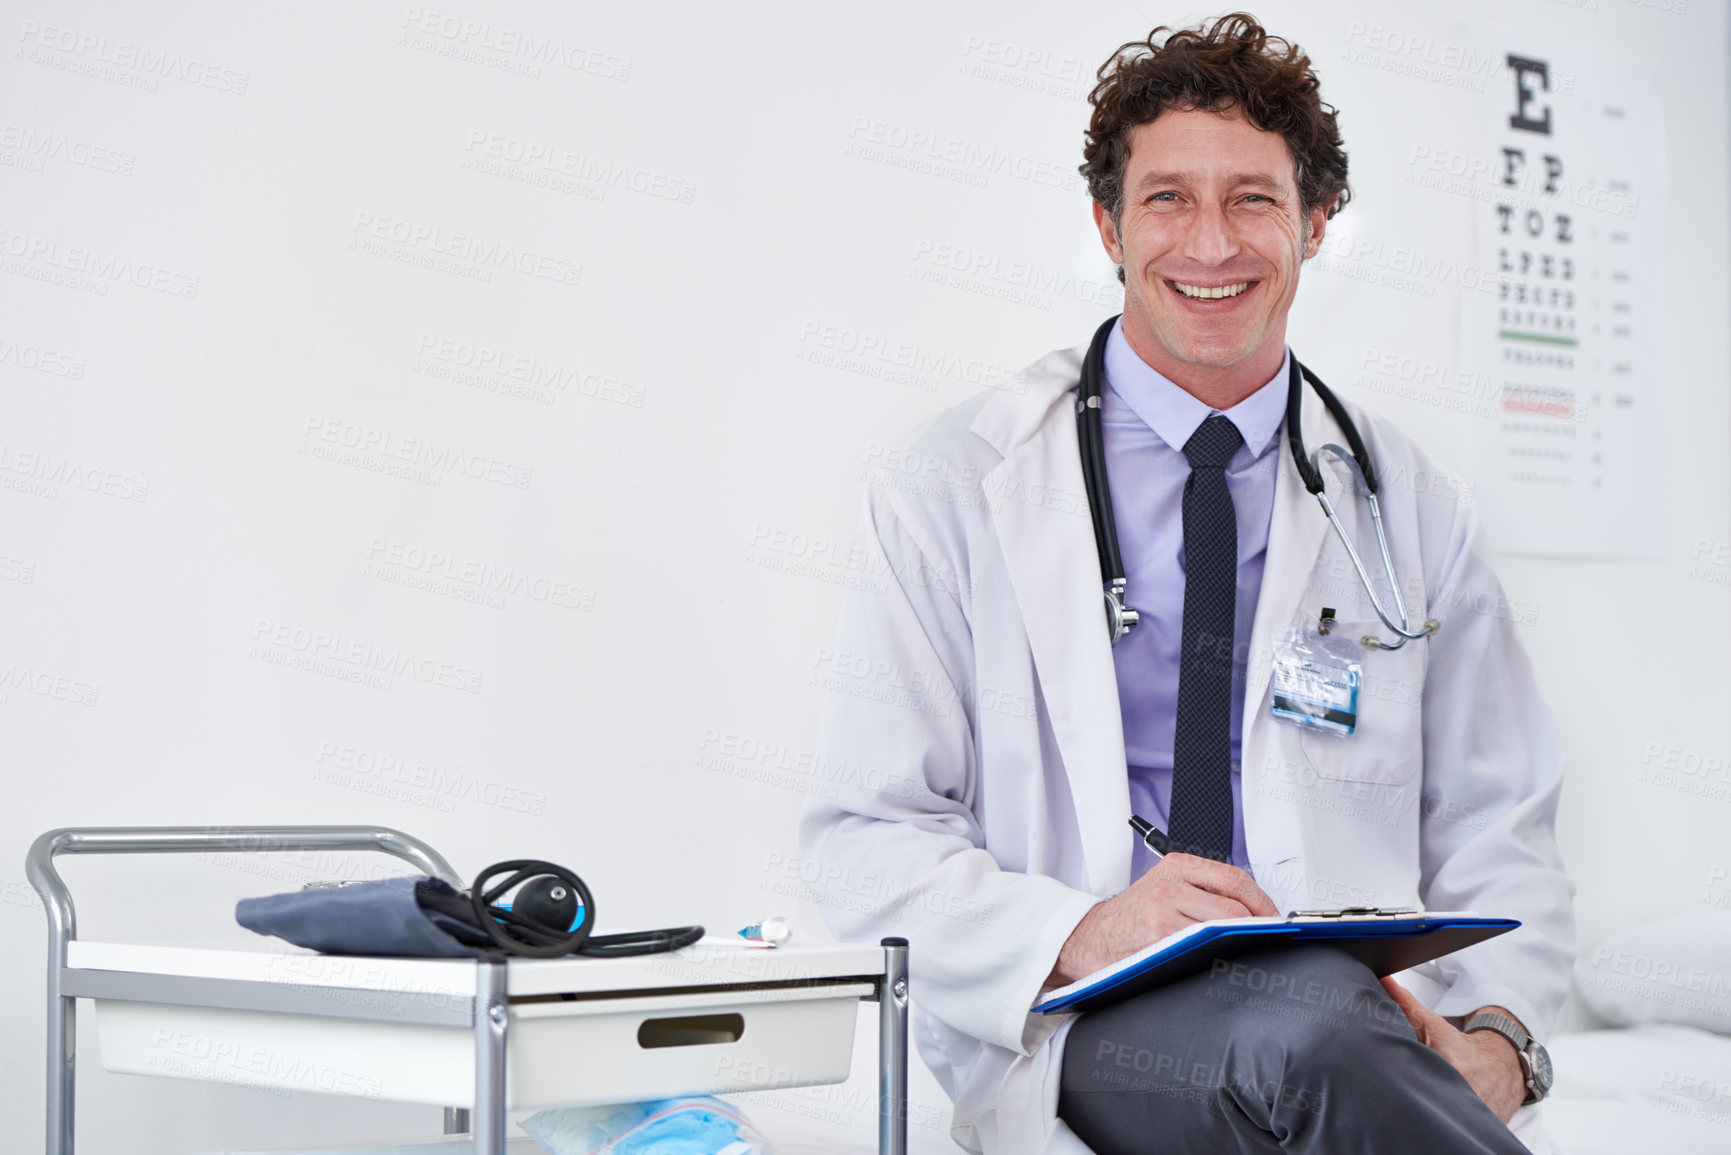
[
  {"xmin": 1463, "ymin": 1011, "xmax": 1540, "ymax": 1105},
  {"xmin": 1463, "ymin": 1011, "xmax": 1529, "ymax": 1050}
]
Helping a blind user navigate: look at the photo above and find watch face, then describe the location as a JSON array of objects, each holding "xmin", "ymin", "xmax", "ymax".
[{"xmin": 1529, "ymin": 1043, "xmax": 1554, "ymax": 1095}]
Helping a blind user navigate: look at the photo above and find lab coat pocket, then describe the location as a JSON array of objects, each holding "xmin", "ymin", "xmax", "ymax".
[{"xmin": 1295, "ymin": 621, "xmax": 1426, "ymax": 786}]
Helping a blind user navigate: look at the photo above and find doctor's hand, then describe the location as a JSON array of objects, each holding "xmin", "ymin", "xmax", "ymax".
[
  {"xmin": 1380, "ymin": 979, "xmax": 1526, "ymax": 1123},
  {"xmin": 1046, "ymin": 854, "xmax": 1279, "ymax": 986}
]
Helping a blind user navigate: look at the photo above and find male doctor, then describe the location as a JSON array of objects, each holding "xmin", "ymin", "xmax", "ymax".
[{"xmin": 799, "ymin": 14, "xmax": 1572, "ymax": 1154}]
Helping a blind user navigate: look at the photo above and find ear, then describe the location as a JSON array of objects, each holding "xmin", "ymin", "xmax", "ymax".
[
  {"xmin": 1301, "ymin": 199, "xmax": 1332, "ymax": 260},
  {"xmin": 1092, "ymin": 201, "xmax": 1124, "ymax": 265}
]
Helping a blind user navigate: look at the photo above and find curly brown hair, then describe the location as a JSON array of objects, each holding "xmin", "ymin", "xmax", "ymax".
[{"xmin": 1080, "ymin": 13, "xmax": 1350, "ymax": 230}]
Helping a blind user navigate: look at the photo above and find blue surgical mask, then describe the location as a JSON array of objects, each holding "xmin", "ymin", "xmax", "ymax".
[{"xmin": 519, "ymin": 1096, "xmax": 768, "ymax": 1155}]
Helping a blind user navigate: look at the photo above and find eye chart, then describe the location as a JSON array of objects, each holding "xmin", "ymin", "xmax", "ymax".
[{"xmin": 1457, "ymin": 28, "xmax": 1666, "ymax": 557}]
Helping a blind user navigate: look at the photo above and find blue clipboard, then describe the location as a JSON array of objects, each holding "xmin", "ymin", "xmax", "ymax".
[{"xmin": 1034, "ymin": 910, "xmax": 1519, "ymax": 1015}]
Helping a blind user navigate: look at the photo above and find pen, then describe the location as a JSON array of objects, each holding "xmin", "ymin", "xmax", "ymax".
[{"xmin": 1129, "ymin": 813, "xmax": 1174, "ymax": 858}]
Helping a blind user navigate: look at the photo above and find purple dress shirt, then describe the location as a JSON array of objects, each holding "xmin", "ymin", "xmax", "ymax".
[{"xmin": 1099, "ymin": 318, "xmax": 1289, "ymax": 878}]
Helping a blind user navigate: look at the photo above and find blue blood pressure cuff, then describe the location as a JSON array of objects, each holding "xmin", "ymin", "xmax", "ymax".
[
  {"xmin": 238, "ymin": 863, "xmax": 698, "ymax": 959},
  {"xmin": 236, "ymin": 875, "xmax": 505, "ymax": 958}
]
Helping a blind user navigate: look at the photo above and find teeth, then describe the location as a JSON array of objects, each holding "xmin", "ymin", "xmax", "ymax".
[{"xmin": 1174, "ymin": 281, "xmax": 1250, "ymax": 299}]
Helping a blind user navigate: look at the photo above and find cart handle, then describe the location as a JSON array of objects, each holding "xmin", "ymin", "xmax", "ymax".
[{"xmin": 26, "ymin": 825, "xmax": 461, "ymax": 963}]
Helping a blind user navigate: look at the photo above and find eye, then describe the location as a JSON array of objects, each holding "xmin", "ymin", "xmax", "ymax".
[{"xmin": 1148, "ymin": 191, "xmax": 1178, "ymax": 204}]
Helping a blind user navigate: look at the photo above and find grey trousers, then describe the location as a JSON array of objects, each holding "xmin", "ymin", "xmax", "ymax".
[{"xmin": 1057, "ymin": 945, "xmax": 1529, "ymax": 1154}]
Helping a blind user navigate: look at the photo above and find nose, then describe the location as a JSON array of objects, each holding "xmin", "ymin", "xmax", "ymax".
[{"xmin": 1182, "ymin": 200, "xmax": 1238, "ymax": 267}]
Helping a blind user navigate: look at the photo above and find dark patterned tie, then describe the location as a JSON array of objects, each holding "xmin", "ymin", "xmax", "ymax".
[{"xmin": 1168, "ymin": 414, "xmax": 1243, "ymax": 863}]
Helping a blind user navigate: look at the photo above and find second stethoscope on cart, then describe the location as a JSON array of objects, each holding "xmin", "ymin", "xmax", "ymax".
[{"xmin": 1074, "ymin": 315, "xmax": 1442, "ymax": 653}]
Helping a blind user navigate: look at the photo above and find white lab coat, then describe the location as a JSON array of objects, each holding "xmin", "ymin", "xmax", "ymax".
[{"xmin": 797, "ymin": 338, "xmax": 1575, "ymax": 1155}]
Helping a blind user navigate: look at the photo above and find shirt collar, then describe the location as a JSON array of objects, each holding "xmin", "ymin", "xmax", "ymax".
[{"xmin": 1102, "ymin": 316, "xmax": 1288, "ymax": 458}]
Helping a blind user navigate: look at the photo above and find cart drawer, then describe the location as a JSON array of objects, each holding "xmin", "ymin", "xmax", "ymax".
[{"xmin": 94, "ymin": 982, "xmax": 871, "ymax": 1109}]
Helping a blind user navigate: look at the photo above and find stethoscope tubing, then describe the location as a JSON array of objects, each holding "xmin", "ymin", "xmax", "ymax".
[
  {"xmin": 1075, "ymin": 314, "xmax": 1440, "ymax": 652},
  {"xmin": 469, "ymin": 858, "xmax": 704, "ymax": 958}
]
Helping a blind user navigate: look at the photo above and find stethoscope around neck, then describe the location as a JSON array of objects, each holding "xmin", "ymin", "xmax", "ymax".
[{"xmin": 1074, "ymin": 315, "xmax": 1441, "ymax": 653}]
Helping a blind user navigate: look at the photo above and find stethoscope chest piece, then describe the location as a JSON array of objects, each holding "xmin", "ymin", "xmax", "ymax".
[{"xmin": 1104, "ymin": 578, "xmax": 1139, "ymax": 644}]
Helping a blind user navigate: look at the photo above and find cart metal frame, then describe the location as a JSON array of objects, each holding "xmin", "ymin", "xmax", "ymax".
[{"xmin": 28, "ymin": 826, "xmax": 909, "ymax": 1155}]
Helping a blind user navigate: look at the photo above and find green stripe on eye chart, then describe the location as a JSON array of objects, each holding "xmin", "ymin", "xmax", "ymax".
[{"xmin": 1498, "ymin": 330, "xmax": 1578, "ymax": 347}]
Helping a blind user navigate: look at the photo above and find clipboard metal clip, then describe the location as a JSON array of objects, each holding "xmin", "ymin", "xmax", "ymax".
[{"xmin": 1286, "ymin": 906, "xmax": 1420, "ymax": 920}]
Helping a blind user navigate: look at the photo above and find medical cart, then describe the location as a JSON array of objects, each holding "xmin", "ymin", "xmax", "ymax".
[{"xmin": 27, "ymin": 826, "xmax": 910, "ymax": 1155}]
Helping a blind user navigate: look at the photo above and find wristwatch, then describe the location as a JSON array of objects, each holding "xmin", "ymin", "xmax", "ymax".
[{"xmin": 1463, "ymin": 1011, "xmax": 1553, "ymax": 1105}]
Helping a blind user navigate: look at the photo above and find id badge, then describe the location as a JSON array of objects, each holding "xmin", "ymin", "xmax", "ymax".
[{"xmin": 1270, "ymin": 626, "xmax": 1360, "ymax": 736}]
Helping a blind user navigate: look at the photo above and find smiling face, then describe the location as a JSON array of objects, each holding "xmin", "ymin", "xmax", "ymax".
[{"xmin": 1093, "ymin": 106, "xmax": 1329, "ymax": 407}]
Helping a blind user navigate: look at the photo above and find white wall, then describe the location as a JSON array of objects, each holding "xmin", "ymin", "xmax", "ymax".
[{"xmin": 0, "ymin": 2, "xmax": 1724, "ymax": 1152}]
